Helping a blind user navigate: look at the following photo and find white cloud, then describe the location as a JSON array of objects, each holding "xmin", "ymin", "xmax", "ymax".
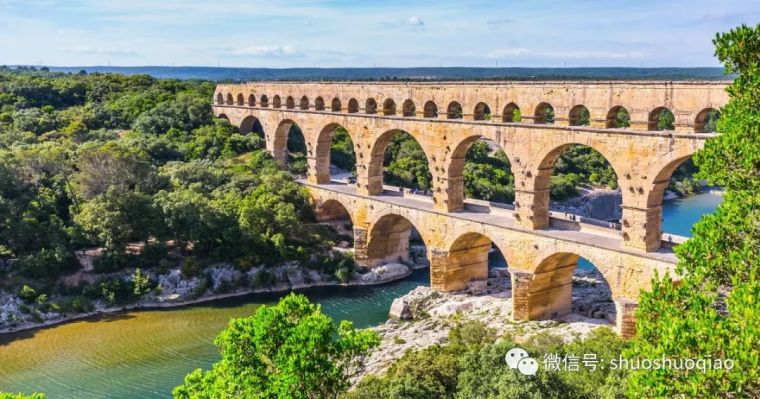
[
  {"xmin": 541, "ymin": 50, "xmax": 645, "ymax": 59},
  {"xmin": 380, "ymin": 16, "xmax": 425, "ymax": 30},
  {"xmin": 62, "ymin": 47, "xmax": 138, "ymax": 57},
  {"xmin": 228, "ymin": 45, "xmax": 298, "ymax": 57},
  {"xmin": 486, "ymin": 48, "xmax": 530, "ymax": 58},
  {"xmin": 405, "ymin": 16, "xmax": 424, "ymax": 26}
]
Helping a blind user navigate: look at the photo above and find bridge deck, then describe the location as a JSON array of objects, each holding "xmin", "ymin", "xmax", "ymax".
[{"xmin": 302, "ymin": 180, "xmax": 680, "ymax": 265}]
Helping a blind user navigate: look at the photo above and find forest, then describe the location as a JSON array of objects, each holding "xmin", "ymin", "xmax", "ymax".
[{"xmin": 0, "ymin": 67, "xmax": 351, "ymax": 319}]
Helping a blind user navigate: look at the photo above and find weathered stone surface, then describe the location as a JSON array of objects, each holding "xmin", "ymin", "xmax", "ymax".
[{"xmin": 388, "ymin": 298, "xmax": 412, "ymax": 320}]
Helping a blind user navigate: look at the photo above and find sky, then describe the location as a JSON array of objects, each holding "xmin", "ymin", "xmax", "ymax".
[{"xmin": 0, "ymin": 0, "xmax": 758, "ymax": 68}]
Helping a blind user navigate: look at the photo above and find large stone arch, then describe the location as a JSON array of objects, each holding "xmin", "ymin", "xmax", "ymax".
[
  {"xmin": 434, "ymin": 231, "xmax": 503, "ymax": 292},
  {"xmin": 271, "ymin": 118, "xmax": 305, "ymax": 167},
  {"xmin": 239, "ymin": 115, "xmax": 264, "ymax": 135},
  {"xmin": 445, "ymin": 134, "xmax": 518, "ymax": 212},
  {"xmin": 315, "ymin": 198, "xmax": 355, "ymax": 225},
  {"xmin": 311, "ymin": 122, "xmax": 358, "ymax": 184},
  {"xmin": 365, "ymin": 129, "xmax": 436, "ymax": 196},
  {"xmin": 365, "ymin": 212, "xmax": 429, "ymax": 267},
  {"xmin": 516, "ymin": 140, "xmax": 624, "ymax": 230}
]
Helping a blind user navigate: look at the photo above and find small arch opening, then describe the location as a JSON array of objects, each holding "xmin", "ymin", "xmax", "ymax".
[
  {"xmin": 695, "ymin": 108, "xmax": 720, "ymax": 133},
  {"xmin": 314, "ymin": 97, "xmax": 325, "ymax": 111},
  {"xmin": 247, "ymin": 94, "xmax": 256, "ymax": 106},
  {"xmin": 569, "ymin": 105, "xmax": 590, "ymax": 126},
  {"xmin": 365, "ymin": 98, "xmax": 377, "ymax": 114},
  {"xmin": 286, "ymin": 96, "xmax": 295, "ymax": 109},
  {"xmin": 382, "ymin": 98, "xmax": 396, "ymax": 116},
  {"xmin": 216, "ymin": 93, "xmax": 224, "ymax": 104},
  {"xmin": 535, "ymin": 102, "xmax": 555, "ymax": 124},
  {"xmin": 271, "ymin": 95, "xmax": 280, "ymax": 108},
  {"xmin": 402, "ymin": 100, "xmax": 416, "ymax": 117},
  {"xmin": 331, "ymin": 97, "xmax": 341, "ymax": 112},
  {"xmin": 447, "ymin": 101, "xmax": 463, "ymax": 119},
  {"xmin": 236, "ymin": 93, "xmax": 244, "ymax": 106},
  {"xmin": 299, "ymin": 96, "xmax": 309, "ymax": 110},
  {"xmin": 226, "ymin": 93, "xmax": 234, "ymax": 105},
  {"xmin": 502, "ymin": 103, "xmax": 521, "ymax": 122},
  {"xmin": 423, "ymin": 101, "xmax": 438, "ymax": 118},
  {"xmin": 648, "ymin": 107, "xmax": 675, "ymax": 131},
  {"xmin": 606, "ymin": 106, "xmax": 630, "ymax": 128},
  {"xmin": 473, "ymin": 102, "xmax": 492, "ymax": 121},
  {"xmin": 348, "ymin": 98, "xmax": 359, "ymax": 113}
]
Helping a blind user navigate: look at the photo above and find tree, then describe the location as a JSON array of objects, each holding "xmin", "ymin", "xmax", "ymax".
[
  {"xmin": 73, "ymin": 141, "xmax": 161, "ymax": 200},
  {"xmin": 626, "ymin": 23, "xmax": 760, "ymax": 398},
  {"xmin": 173, "ymin": 293, "xmax": 379, "ymax": 399},
  {"xmin": 0, "ymin": 393, "xmax": 46, "ymax": 399}
]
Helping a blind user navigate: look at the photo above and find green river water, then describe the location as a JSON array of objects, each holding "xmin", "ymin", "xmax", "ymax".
[{"xmin": 0, "ymin": 193, "xmax": 722, "ymax": 398}]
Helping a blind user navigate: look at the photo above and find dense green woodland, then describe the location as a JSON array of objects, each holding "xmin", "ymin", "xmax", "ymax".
[{"xmin": 0, "ymin": 67, "xmax": 352, "ymax": 318}]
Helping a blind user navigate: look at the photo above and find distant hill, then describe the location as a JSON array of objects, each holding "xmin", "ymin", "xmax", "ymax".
[{"xmin": 39, "ymin": 66, "xmax": 731, "ymax": 82}]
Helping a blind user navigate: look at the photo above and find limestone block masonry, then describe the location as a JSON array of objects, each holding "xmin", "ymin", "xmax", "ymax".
[{"xmin": 213, "ymin": 80, "xmax": 728, "ymax": 337}]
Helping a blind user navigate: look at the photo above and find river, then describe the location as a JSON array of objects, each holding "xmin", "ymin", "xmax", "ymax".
[{"xmin": 0, "ymin": 192, "xmax": 722, "ymax": 398}]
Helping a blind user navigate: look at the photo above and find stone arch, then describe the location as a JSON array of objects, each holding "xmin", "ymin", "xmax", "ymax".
[
  {"xmin": 331, "ymin": 97, "xmax": 341, "ymax": 112},
  {"xmin": 522, "ymin": 142, "xmax": 622, "ymax": 229},
  {"xmin": 515, "ymin": 252, "xmax": 614, "ymax": 320},
  {"xmin": 286, "ymin": 96, "xmax": 295, "ymax": 109},
  {"xmin": 473, "ymin": 102, "xmax": 492, "ymax": 121},
  {"xmin": 217, "ymin": 113, "xmax": 229, "ymax": 121},
  {"xmin": 348, "ymin": 98, "xmax": 359, "ymax": 113},
  {"xmin": 239, "ymin": 115, "xmax": 264, "ymax": 135},
  {"xmin": 366, "ymin": 212, "xmax": 428, "ymax": 267},
  {"xmin": 226, "ymin": 93, "xmax": 234, "ymax": 105},
  {"xmin": 534, "ymin": 102, "xmax": 554, "ymax": 124},
  {"xmin": 502, "ymin": 103, "xmax": 520, "ymax": 122},
  {"xmin": 315, "ymin": 198, "xmax": 354, "ymax": 225},
  {"xmin": 236, "ymin": 93, "xmax": 245, "ymax": 106},
  {"xmin": 569, "ymin": 105, "xmax": 590, "ymax": 126},
  {"xmin": 312, "ymin": 122, "xmax": 357, "ymax": 184},
  {"xmin": 272, "ymin": 118, "xmax": 302, "ymax": 167},
  {"xmin": 366, "ymin": 98, "xmax": 377, "ymax": 114},
  {"xmin": 402, "ymin": 100, "xmax": 416, "ymax": 117},
  {"xmin": 247, "ymin": 94, "xmax": 256, "ymax": 106},
  {"xmin": 216, "ymin": 93, "xmax": 224, "ymax": 104},
  {"xmin": 648, "ymin": 106, "xmax": 675, "ymax": 131},
  {"xmin": 447, "ymin": 101, "xmax": 463, "ymax": 119},
  {"xmin": 366, "ymin": 129, "xmax": 434, "ymax": 195},
  {"xmin": 694, "ymin": 107, "xmax": 720, "ymax": 133},
  {"xmin": 299, "ymin": 95, "xmax": 309, "ymax": 110},
  {"xmin": 606, "ymin": 106, "xmax": 630, "ymax": 128},
  {"xmin": 447, "ymin": 135, "xmax": 516, "ymax": 211},
  {"xmin": 383, "ymin": 98, "xmax": 396, "ymax": 116},
  {"xmin": 438, "ymin": 231, "xmax": 499, "ymax": 292},
  {"xmin": 314, "ymin": 96, "xmax": 325, "ymax": 111},
  {"xmin": 271, "ymin": 95, "xmax": 280, "ymax": 108},
  {"xmin": 424, "ymin": 101, "xmax": 438, "ymax": 118}
]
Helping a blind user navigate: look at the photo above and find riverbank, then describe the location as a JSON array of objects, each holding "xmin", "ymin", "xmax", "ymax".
[
  {"xmin": 358, "ymin": 267, "xmax": 616, "ymax": 379},
  {"xmin": 0, "ymin": 259, "xmax": 425, "ymax": 335}
]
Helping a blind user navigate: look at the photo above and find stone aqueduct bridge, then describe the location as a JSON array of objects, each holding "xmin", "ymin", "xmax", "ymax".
[{"xmin": 213, "ymin": 81, "xmax": 728, "ymax": 337}]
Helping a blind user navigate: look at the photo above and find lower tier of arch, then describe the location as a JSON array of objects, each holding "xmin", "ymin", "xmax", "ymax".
[{"xmin": 307, "ymin": 181, "xmax": 678, "ymax": 338}]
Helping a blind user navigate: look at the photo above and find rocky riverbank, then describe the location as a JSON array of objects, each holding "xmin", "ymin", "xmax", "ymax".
[
  {"xmin": 359, "ymin": 267, "xmax": 616, "ymax": 379},
  {"xmin": 0, "ymin": 260, "xmax": 420, "ymax": 335}
]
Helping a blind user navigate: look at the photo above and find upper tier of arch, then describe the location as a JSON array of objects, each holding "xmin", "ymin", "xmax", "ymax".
[{"xmin": 215, "ymin": 81, "xmax": 729, "ymax": 132}]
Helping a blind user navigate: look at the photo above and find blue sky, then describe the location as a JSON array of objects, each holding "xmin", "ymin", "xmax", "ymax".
[{"xmin": 1, "ymin": 0, "xmax": 758, "ymax": 67}]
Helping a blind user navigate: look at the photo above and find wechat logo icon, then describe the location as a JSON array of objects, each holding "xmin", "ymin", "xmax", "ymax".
[{"xmin": 505, "ymin": 347, "xmax": 539, "ymax": 376}]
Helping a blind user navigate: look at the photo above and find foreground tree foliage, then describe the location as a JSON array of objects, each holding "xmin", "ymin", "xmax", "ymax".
[
  {"xmin": 173, "ymin": 293, "xmax": 379, "ymax": 399},
  {"xmin": 349, "ymin": 323, "xmax": 628, "ymax": 399},
  {"xmin": 626, "ymin": 24, "xmax": 760, "ymax": 398}
]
